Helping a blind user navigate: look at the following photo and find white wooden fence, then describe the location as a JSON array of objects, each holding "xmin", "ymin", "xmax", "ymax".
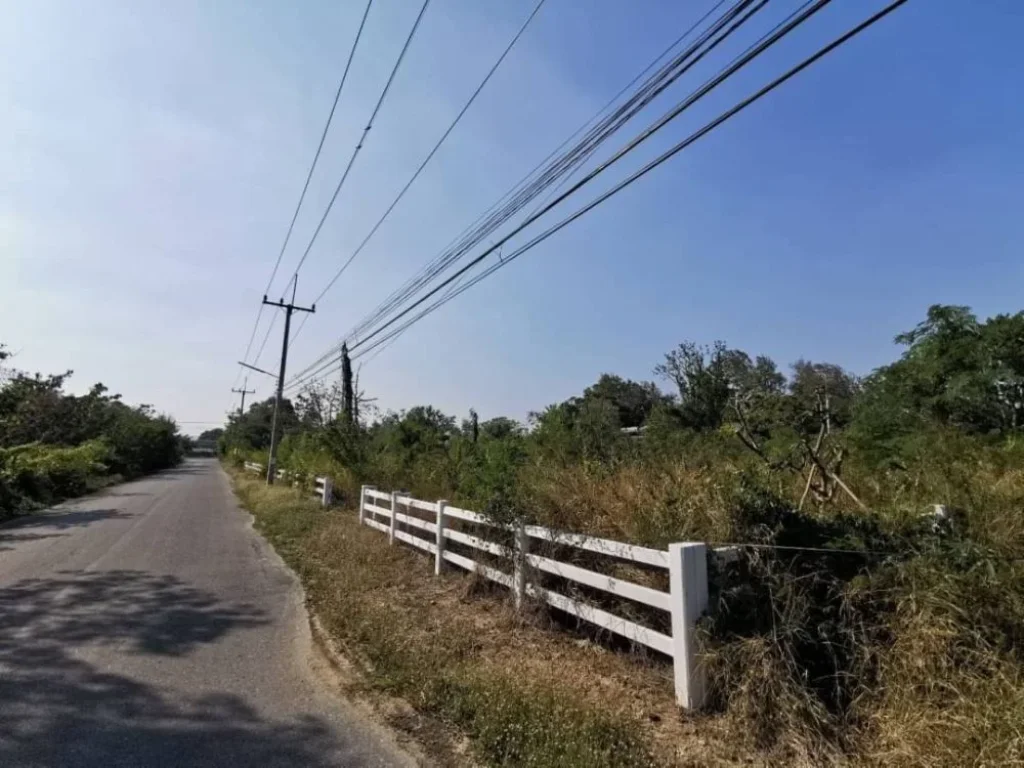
[
  {"xmin": 242, "ymin": 462, "xmax": 333, "ymax": 507},
  {"xmin": 358, "ymin": 484, "xmax": 712, "ymax": 710}
]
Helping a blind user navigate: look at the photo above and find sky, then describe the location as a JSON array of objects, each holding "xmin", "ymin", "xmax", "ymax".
[{"xmin": 3, "ymin": 0, "xmax": 1023, "ymax": 436}]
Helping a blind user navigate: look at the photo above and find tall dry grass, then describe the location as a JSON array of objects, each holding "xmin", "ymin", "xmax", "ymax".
[{"xmin": 517, "ymin": 439, "xmax": 1024, "ymax": 766}]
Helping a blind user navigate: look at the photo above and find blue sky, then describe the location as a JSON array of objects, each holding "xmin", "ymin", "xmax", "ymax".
[{"xmin": 3, "ymin": 0, "xmax": 1022, "ymax": 435}]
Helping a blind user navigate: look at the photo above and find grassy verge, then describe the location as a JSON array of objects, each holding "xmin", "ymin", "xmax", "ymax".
[{"xmin": 229, "ymin": 470, "xmax": 759, "ymax": 768}]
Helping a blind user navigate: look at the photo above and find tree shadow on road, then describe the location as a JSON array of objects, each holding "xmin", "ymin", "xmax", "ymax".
[
  {"xmin": 0, "ymin": 509, "xmax": 133, "ymax": 551},
  {"xmin": 3, "ymin": 508, "xmax": 133, "ymax": 532},
  {"xmin": 0, "ymin": 531, "xmax": 65, "ymax": 552},
  {"xmin": 0, "ymin": 570, "xmax": 372, "ymax": 767}
]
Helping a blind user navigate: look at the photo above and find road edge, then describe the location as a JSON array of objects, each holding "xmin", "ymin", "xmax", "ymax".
[{"xmin": 221, "ymin": 463, "xmax": 471, "ymax": 768}]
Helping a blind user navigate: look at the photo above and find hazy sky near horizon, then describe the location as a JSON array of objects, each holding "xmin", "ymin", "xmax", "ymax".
[{"xmin": 3, "ymin": 0, "xmax": 1022, "ymax": 435}]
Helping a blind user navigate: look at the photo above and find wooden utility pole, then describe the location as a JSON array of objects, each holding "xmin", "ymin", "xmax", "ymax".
[
  {"xmin": 231, "ymin": 379, "xmax": 255, "ymax": 417},
  {"xmin": 262, "ymin": 285, "xmax": 315, "ymax": 485}
]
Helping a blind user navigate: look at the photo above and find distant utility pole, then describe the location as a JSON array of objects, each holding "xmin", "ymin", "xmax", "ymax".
[
  {"xmin": 262, "ymin": 283, "xmax": 315, "ymax": 485},
  {"xmin": 231, "ymin": 379, "xmax": 255, "ymax": 417}
]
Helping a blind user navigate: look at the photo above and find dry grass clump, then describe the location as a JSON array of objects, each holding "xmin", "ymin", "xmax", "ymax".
[
  {"xmin": 522, "ymin": 459, "xmax": 744, "ymax": 547},
  {"xmin": 701, "ymin": 539, "xmax": 1024, "ymax": 766},
  {"xmin": 850, "ymin": 556, "xmax": 1024, "ymax": 766}
]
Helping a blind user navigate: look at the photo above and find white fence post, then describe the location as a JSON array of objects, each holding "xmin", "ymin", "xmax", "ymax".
[
  {"xmin": 321, "ymin": 476, "xmax": 333, "ymax": 507},
  {"xmin": 389, "ymin": 490, "xmax": 399, "ymax": 545},
  {"xmin": 513, "ymin": 522, "xmax": 528, "ymax": 609},
  {"xmin": 359, "ymin": 485, "xmax": 373, "ymax": 525},
  {"xmin": 434, "ymin": 500, "xmax": 448, "ymax": 575},
  {"xmin": 668, "ymin": 542, "xmax": 709, "ymax": 710}
]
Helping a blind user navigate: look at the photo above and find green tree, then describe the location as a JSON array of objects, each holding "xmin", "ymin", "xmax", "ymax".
[
  {"xmin": 581, "ymin": 374, "xmax": 668, "ymax": 428},
  {"xmin": 787, "ymin": 360, "xmax": 860, "ymax": 436},
  {"xmin": 480, "ymin": 416, "xmax": 522, "ymax": 441},
  {"xmin": 529, "ymin": 397, "xmax": 626, "ymax": 465},
  {"xmin": 655, "ymin": 341, "xmax": 732, "ymax": 430},
  {"xmin": 851, "ymin": 305, "xmax": 1024, "ymax": 466},
  {"xmin": 223, "ymin": 397, "xmax": 299, "ymax": 451}
]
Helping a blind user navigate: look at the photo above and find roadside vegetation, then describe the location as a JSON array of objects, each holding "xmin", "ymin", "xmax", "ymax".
[
  {"xmin": 0, "ymin": 344, "xmax": 184, "ymax": 518},
  {"xmin": 233, "ymin": 474, "xmax": 681, "ymax": 767},
  {"xmin": 225, "ymin": 304, "xmax": 1024, "ymax": 766}
]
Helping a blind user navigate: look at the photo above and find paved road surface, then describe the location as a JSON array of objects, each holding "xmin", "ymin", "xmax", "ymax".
[{"xmin": 0, "ymin": 459, "xmax": 415, "ymax": 767}]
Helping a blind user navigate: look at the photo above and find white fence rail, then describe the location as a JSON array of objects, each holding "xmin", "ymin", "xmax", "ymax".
[
  {"xmin": 241, "ymin": 462, "xmax": 332, "ymax": 506},
  {"xmin": 358, "ymin": 484, "xmax": 711, "ymax": 709}
]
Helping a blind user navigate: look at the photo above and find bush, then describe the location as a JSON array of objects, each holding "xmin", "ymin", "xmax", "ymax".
[{"xmin": 0, "ymin": 440, "xmax": 112, "ymax": 511}]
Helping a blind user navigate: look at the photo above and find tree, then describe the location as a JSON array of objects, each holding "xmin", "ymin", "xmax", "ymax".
[
  {"xmin": 580, "ymin": 374, "xmax": 668, "ymax": 428},
  {"xmin": 787, "ymin": 360, "xmax": 860, "ymax": 434},
  {"xmin": 371, "ymin": 406, "xmax": 455, "ymax": 456},
  {"xmin": 529, "ymin": 397, "xmax": 625, "ymax": 465},
  {"xmin": 850, "ymin": 305, "xmax": 1024, "ymax": 465},
  {"xmin": 721, "ymin": 351, "xmax": 786, "ymax": 442},
  {"xmin": 480, "ymin": 416, "xmax": 521, "ymax": 441},
  {"xmin": 223, "ymin": 398, "xmax": 299, "ymax": 451},
  {"xmin": 655, "ymin": 341, "xmax": 732, "ymax": 430},
  {"xmin": 294, "ymin": 381, "xmax": 342, "ymax": 431},
  {"xmin": 0, "ymin": 353, "xmax": 182, "ymax": 482}
]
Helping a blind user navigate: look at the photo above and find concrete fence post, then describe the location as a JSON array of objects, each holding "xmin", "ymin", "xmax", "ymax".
[
  {"xmin": 513, "ymin": 522, "xmax": 528, "ymax": 609},
  {"xmin": 434, "ymin": 500, "xmax": 448, "ymax": 575},
  {"xmin": 321, "ymin": 477, "xmax": 333, "ymax": 507},
  {"xmin": 389, "ymin": 490, "xmax": 399, "ymax": 545},
  {"xmin": 668, "ymin": 542, "xmax": 709, "ymax": 710}
]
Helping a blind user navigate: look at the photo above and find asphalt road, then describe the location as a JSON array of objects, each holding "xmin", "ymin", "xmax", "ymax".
[{"xmin": 0, "ymin": 459, "xmax": 416, "ymax": 768}]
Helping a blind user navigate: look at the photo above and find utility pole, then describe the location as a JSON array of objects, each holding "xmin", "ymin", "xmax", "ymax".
[
  {"xmin": 262, "ymin": 282, "xmax": 315, "ymax": 485},
  {"xmin": 340, "ymin": 343, "xmax": 354, "ymax": 425},
  {"xmin": 231, "ymin": 379, "xmax": 255, "ymax": 417}
]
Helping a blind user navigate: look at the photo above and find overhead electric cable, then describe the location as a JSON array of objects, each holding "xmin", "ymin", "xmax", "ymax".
[
  {"xmin": 286, "ymin": 0, "xmax": 824, "ymax": 389},
  {"xmin": 296, "ymin": 0, "xmax": 723, "ymax": 347},
  {"xmin": 288, "ymin": 0, "xmax": 432, "ymax": 280},
  {"xmin": 339, "ymin": 0, "xmax": 758, "ymax": 348},
  {"xmin": 286, "ymin": 0, "xmax": 765, "ymax": 386},
  {"xmin": 309, "ymin": 0, "xmax": 548, "ymax": 308},
  {"xmin": 234, "ymin": 0, "xmax": 375, "ymax": 381},
  {"xmin": 296, "ymin": 0, "xmax": 910, "ymax": 385}
]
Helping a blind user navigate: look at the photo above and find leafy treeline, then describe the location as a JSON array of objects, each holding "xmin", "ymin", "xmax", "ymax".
[
  {"xmin": 225, "ymin": 304, "xmax": 1023, "ymax": 521},
  {"xmin": 224, "ymin": 305, "xmax": 1024, "ymax": 764},
  {"xmin": 0, "ymin": 345, "xmax": 182, "ymax": 516}
]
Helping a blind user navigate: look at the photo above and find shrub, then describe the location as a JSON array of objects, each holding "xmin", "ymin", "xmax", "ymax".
[{"xmin": 0, "ymin": 440, "xmax": 112, "ymax": 509}]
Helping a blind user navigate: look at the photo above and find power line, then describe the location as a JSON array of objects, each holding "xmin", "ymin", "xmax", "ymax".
[
  {"xmin": 356, "ymin": 271, "xmax": 471, "ymax": 369},
  {"xmin": 288, "ymin": 0, "xmax": 764, "ymax": 388},
  {"xmin": 235, "ymin": 0, "xmax": 375, "ymax": 380},
  {"xmin": 340, "ymin": 0, "xmax": 758, "ymax": 350},
  {"xmin": 286, "ymin": 0, "xmax": 834, "ymax": 389},
  {"xmin": 252, "ymin": 311, "xmax": 278, "ymax": 369},
  {"xmin": 288, "ymin": 0, "xmax": 432, "ymax": 282},
  {"xmin": 303, "ymin": 0, "xmax": 549, "ymax": 318},
  {"xmin": 314, "ymin": 0, "xmax": 911, "ymax": 379},
  {"xmin": 286, "ymin": 0, "xmax": 764, "ymax": 387},
  {"xmin": 287, "ymin": 0, "xmax": 547, "ymax": 348},
  {"xmin": 267, "ymin": 0, "xmax": 375, "ymax": 301},
  {"xmin": 344, "ymin": 0, "xmax": 774, "ymax": 350}
]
